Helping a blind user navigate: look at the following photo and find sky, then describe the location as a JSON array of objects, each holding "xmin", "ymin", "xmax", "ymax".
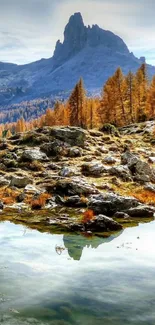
[{"xmin": 0, "ymin": 0, "xmax": 155, "ymax": 65}]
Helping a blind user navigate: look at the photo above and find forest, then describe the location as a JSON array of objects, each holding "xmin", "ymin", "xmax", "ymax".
[{"xmin": 0, "ymin": 63, "xmax": 155, "ymax": 137}]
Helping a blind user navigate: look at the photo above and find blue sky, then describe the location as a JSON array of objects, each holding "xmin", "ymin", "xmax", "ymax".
[{"xmin": 0, "ymin": 0, "xmax": 155, "ymax": 65}]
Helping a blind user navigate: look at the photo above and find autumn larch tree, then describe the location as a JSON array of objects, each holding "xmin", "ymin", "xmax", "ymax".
[{"xmin": 68, "ymin": 78, "xmax": 86, "ymax": 127}]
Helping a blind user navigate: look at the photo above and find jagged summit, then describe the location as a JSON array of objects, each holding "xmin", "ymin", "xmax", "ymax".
[{"xmin": 53, "ymin": 12, "xmax": 129, "ymax": 67}]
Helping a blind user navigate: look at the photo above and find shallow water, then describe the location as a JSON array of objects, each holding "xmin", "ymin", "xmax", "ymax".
[{"xmin": 0, "ymin": 220, "xmax": 155, "ymax": 324}]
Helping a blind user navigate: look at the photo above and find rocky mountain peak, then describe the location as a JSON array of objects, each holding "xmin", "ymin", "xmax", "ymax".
[
  {"xmin": 53, "ymin": 12, "xmax": 87, "ymax": 67},
  {"xmin": 53, "ymin": 12, "xmax": 130, "ymax": 68}
]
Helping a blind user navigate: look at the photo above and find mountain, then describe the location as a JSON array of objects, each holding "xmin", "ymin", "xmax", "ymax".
[{"xmin": 0, "ymin": 12, "xmax": 155, "ymax": 108}]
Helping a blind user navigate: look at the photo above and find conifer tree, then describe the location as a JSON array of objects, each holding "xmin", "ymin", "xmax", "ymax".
[
  {"xmin": 147, "ymin": 75, "xmax": 155, "ymax": 119},
  {"xmin": 68, "ymin": 78, "xmax": 86, "ymax": 127},
  {"xmin": 134, "ymin": 63, "xmax": 148, "ymax": 122}
]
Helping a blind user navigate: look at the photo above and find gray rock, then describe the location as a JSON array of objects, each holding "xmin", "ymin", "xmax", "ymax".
[
  {"xmin": 24, "ymin": 184, "xmax": 41, "ymax": 194},
  {"xmin": 100, "ymin": 146, "xmax": 109, "ymax": 154},
  {"xmin": 103, "ymin": 156, "xmax": 117, "ymax": 164},
  {"xmin": 148, "ymin": 157, "xmax": 155, "ymax": 164},
  {"xmin": 84, "ymin": 215, "xmax": 122, "ymax": 231},
  {"xmin": 10, "ymin": 175, "xmax": 33, "ymax": 188},
  {"xmin": 49, "ymin": 177, "xmax": 99, "ymax": 196},
  {"xmin": 0, "ymin": 201, "xmax": 3, "ymax": 209},
  {"xmin": 121, "ymin": 150, "xmax": 155, "ymax": 183},
  {"xmin": 88, "ymin": 193, "xmax": 139, "ymax": 216},
  {"xmin": 109, "ymin": 165, "xmax": 132, "ymax": 181},
  {"xmin": 21, "ymin": 149, "xmax": 48, "ymax": 162},
  {"xmin": 0, "ymin": 176, "xmax": 10, "ymax": 187},
  {"xmin": 81, "ymin": 161, "xmax": 106, "ymax": 176},
  {"xmin": 59, "ymin": 167, "xmax": 76, "ymax": 177},
  {"xmin": 126, "ymin": 205, "xmax": 155, "ymax": 218},
  {"xmin": 113, "ymin": 212, "xmax": 130, "ymax": 219},
  {"xmin": 68, "ymin": 147, "xmax": 83, "ymax": 157},
  {"xmin": 50, "ymin": 126, "xmax": 87, "ymax": 147},
  {"xmin": 65, "ymin": 195, "xmax": 87, "ymax": 207},
  {"xmin": 144, "ymin": 184, "xmax": 155, "ymax": 193},
  {"xmin": 41, "ymin": 139, "xmax": 70, "ymax": 157}
]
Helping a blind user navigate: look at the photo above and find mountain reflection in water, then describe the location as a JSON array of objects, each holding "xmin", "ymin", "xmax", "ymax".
[
  {"xmin": 63, "ymin": 232, "xmax": 122, "ymax": 260},
  {"xmin": 1, "ymin": 220, "xmax": 155, "ymax": 325}
]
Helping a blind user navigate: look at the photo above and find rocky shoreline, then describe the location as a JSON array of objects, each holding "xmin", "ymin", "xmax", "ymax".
[{"xmin": 0, "ymin": 122, "xmax": 155, "ymax": 234}]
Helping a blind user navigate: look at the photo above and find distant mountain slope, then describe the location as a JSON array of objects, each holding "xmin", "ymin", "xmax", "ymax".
[{"xmin": 0, "ymin": 12, "xmax": 155, "ymax": 107}]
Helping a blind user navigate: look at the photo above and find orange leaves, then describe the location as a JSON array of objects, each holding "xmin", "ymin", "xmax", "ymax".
[
  {"xmin": 132, "ymin": 190, "xmax": 155, "ymax": 206},
  {"xmin": 31, "ymin": 193, "xmax": 51, "ymax": 210},
  {"xmin": 82, "ymin": 210, "xmax": 95, "ymax": 224},
  {"xmin": 0, "ymin": 188, "xmax": 18, "ymax": 205}
]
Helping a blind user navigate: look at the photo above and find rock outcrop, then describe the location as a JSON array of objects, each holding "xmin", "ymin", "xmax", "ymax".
[{"xmin": 0, "ymin": 124, "xmax": 154, "ymax": 234}]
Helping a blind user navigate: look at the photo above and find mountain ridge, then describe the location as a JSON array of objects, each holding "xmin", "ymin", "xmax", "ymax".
[{"xmin": 0, "ymin": 12, "xmax": 155, "ymax": 107}]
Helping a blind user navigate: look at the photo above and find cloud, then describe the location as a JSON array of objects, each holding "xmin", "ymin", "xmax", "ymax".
[{"xmin": 0, "ymin": 0, "xmax": 154, "ymax": 64}]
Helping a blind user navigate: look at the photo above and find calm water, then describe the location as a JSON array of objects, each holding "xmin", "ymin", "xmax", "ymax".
[{"xmin": 0, "ymin": 220, "xmax": 155, "ymax": 325}]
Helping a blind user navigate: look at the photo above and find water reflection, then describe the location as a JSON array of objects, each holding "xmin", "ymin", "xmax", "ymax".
[
  {"xmin": 1, "ymin": 220, "xmax": 155, "ymax": 324},
  {"xmin": 63, "ymin": 232, "xmax": 122, "ymax": 260}
]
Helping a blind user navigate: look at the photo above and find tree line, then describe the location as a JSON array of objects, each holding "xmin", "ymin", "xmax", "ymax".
[{"xmin": 0, "ymin": 63, "xmax": 155, "ymax": 137}]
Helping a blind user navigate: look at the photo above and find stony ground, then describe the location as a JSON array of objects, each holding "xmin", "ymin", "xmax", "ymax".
[{"xmin": 0, "ymin": 122, "xmax": 155, "ymax": 234}]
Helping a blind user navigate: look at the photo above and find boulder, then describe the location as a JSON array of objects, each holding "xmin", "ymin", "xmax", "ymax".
[
  {"xmin": 45, "ymin": 177, "xmax": 99, "ymax": 196},
  {"xmin": 10, "ymin": 175, "xmax": 33, "ymax": 188},
  {"xmin": 21, "ymin": 149, "xmax": 48, "ymax": 162},
  {"xmin": 81, "ymin": 162, "xmax": 106, "ymax": 176},
  {"xmin": 109, "ymin": 165, "xmax": 132, "ymax": 181},
  {"xmin": 41, "ymin": 139, "xmax": 70, "ymax": 157},
  {"xmin": 125, "ymin": 205, "xmax": 155, "ymax": 218},
  {"xmin": 84, "ymin": 215, "xmax": 123, "ymax": 232},
  {"xmin": 103, "ymin": 156, "xmax": 117, "ymax": 164},
  {"xmin": 0, "ymin": 176, "xmax": 10, "ymax": 187},
  {"xmin": 113, "ymin": 212, "xmax": 130, "ymax": 219},
  {"xmin": 88, "ymin": 193, "xmax": 139, "ymax": 216},
  {"xmin": 121, "ymin": 150, "xmax": 155, "ymax": 183},
  {"xmin": 50, "ymin": 126, "xmax": 87, "ymax": 147}
]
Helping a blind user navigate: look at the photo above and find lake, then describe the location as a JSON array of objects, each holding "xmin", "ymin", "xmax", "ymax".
[{"xmin": 0, "ymin": 220, "xmax": 155, "ymax": 325}]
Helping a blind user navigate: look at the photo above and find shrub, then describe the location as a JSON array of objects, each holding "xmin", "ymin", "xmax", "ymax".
[
  {"xmin": 100, "ymin": 124, "xmax": 120, "ymax": 137},
  {"xmin": 81, "ymin": 210, "xmax": 94, "ymax": 224},
  {"xmin": 31, "ymin": 193, "xmax": 51, "ymax": 210}
]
